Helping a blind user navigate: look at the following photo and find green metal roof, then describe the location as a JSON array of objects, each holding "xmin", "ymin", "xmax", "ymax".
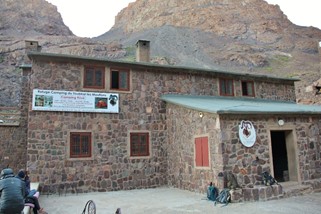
[{"xmin": 161, "ymin": 94, "xmax": 321, "ymax": 115}]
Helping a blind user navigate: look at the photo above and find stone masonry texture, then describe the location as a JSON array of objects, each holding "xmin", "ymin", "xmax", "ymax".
[{"xmin": 3, "ymin": 55, "xmax": 320, "ymax": 202}]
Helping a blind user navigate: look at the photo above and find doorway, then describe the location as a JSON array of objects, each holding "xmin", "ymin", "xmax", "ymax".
[{"xmin": 270, "ymin": 130, "xmax": 298, "ymax": 182}]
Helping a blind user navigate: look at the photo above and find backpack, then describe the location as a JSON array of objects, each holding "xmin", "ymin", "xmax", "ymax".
[
  {"xmin": 262, "ymin": 171, "xmax": 278, "ymax": 186},
  {"xmin": 207, "ymin": 185, "xmax": 219, "ymax": 201},
  {"xmin": 215, "ymin": 188, "xmax": 231, "ymax": 206},
  {"xmin": 226, "ymin": 172, "xmax": 241, "ymax": 190}
]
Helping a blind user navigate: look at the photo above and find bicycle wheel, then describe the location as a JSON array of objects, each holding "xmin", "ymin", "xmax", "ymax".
[{"xmin": 87, "ymin": 200, "xmax": 96, "ymax": 214}]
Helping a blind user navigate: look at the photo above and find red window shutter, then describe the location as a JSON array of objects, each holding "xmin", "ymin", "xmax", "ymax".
[
  {"xmin": 195, "ymin": 138, "xmax": 203, "ymax": 167},
  {"xmin": 202, "ymin": 138, "xmax": 209, "ymax": 167}
]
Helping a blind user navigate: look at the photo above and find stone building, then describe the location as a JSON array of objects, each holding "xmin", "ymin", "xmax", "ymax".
[{"xmin": 2, "ymin": 40, "xmax": 321, "ymax": 202}]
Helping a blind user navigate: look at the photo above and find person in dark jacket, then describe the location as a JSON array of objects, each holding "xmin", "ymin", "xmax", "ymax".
[
  {"xmin": 16, "ymin": 169, "xmax": 42, "ymax": 214},
  {"xmin": 0, "ymin": 168, "xmax": 25, "ymax": 214}
]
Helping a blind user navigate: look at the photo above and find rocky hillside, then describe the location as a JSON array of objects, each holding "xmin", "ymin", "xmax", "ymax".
[
  {"xmin": 99, "ymin": 0, "xmax": 321, "ymax": 104},
  {"xmin": 0, "ymin": 0, "xmax": 72, "ymax": 36},
  {"xmin": 0, "ymin": 0, "xmax": 128, "ymax": 106},
  {"xmin": 104, "ymin": 0, "xmax": 321, "ymax": 67},
  {"xmin": 1, "ymin": 0, "xmax": 321, "ymax": 107}
]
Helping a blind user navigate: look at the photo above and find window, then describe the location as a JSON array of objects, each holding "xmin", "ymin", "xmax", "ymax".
[
  {"xmin": 195, "ymin": 137, "xmax": 209, "ymax": 167},
  {"xmin": 110, "ymin": 68, "xmax": 130, "ymax": 91},
  {"xmin": 130, "ymin": 132, "xmax": 149, "ymax": 157},
  {"xmin": 219, "ymin": 78, "xmax": 234, "ymax": 96},
  {"xmin": 70, "ymin": 132, "xmax": 92, "ymax": 158},
  {"xmin": 241, "ymin": 81, "xmax": 255, "ymax": 97},
  {"xmin": 84, "ymin": 66, "xmax": 105, "ymax": 89}
]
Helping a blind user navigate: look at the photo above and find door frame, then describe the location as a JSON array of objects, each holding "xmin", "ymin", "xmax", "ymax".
[{"xmin": 268, "ymin": 126, "xmax": 300, "ymax": 183}]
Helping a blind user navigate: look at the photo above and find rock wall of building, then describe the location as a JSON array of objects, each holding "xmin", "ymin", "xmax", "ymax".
[
  {"xmin": 26, "ymin": 59, "xmax": 297, "ymax": 193},
  {"xmin": 297, "ymin": 117, "xmax": 321, "ymax": 181},
  {"xmin": 27, "ymin": 63, "xmax": 169, "ymax": 193},
  {"xmin": 0, "ymin": 68, "xmax": 30, "ymax": 172},
  {"xmin": 219, "ymin": 115, "xmax": 271, "ymax": 187},
  {"xmin": 166, "ymin": 104, "xmax": 222, "ymax": 193},
  {"xmin": 166, "ymin": 107, "xmax": 321, "ymax": 199},
  {"xmin": 0, "ymin": 108, "xmax": 27, "ymax": 171},
  {"xmin": 253, "ymin": 80, "xmax": 296, "ymax": 101},
  {"xmin": 219, "ymin": 115, "xmax": 321, "ymax": 186}
]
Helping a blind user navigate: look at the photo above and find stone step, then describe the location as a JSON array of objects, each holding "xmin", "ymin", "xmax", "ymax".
[
  {"xmin": 230, "ymin": 181, "xmax": 315, "ymax": 202},
  {"xmin": 281, "ymin": 181, "xmax": 313, "ymax": 198},
  {"xmin": 230, "ymin": 184, "xmax": 283, "ymax": 202}
]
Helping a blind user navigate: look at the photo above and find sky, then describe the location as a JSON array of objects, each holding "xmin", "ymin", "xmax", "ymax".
[{"xmin": 45, "ymin": 0, "xmax": 321, "ymax": 38}]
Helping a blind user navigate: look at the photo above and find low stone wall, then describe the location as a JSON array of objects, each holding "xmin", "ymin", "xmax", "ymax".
[
  {"xmin": 231, "ymin": 179, "xmax": 321, "ymax": 202},
  {"xmin": 231, "ymin": 185, "xmax": 283, "ymax": 202},
  {"xmin": 302, "ymin": 179, "xmax": 321, "ymax": 192}
]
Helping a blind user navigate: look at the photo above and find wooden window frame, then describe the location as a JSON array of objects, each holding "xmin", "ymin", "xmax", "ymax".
[
  {"xmin": 70, "ymin": 132, "xmax": 92, "ymax": 158},
  {"xmin": 241, "ymin": 80, "xmax": 255, "ymax": 97},
  {"xmin": 195, "ymin": 136, "xmax": 209, "ymax": 167},
  {"xmin": 83, "ymin": 66, "xmax": 105, "ymax": 89},
  {"xmin": 219, "ymin": 78, "xmax": 234, "ymax": 96},
  {"xmin": 130, "ymin": 132, "xmax": 150, "ymax": 157},
  {"xmin": 110, "ymin": 67, "xmax": 130, "ymax": 91}
]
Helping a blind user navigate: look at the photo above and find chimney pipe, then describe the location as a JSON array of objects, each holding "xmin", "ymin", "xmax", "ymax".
[
  {"xmin": 136, "ymin": 40, "xmax": 150, "ymax": 62},
  {"xmin": 25, "ymin": 40, "xmax": 42, "ymax": 53}
]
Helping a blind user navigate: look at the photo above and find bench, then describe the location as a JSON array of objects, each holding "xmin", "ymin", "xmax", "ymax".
[{"xmin": 23, "ymin": 182, "xmax": 40, "ymax": 214}]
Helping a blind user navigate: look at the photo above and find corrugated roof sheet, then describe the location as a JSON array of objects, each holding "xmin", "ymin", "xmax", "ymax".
[{"xmin": 161, "ymin": 94, "xmax": 321, "ymax": 115}]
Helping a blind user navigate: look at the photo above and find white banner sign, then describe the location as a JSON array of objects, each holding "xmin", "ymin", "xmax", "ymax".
[{"xmin": 32, "ymin": 89, "xmax": 119, "ymax": 113}]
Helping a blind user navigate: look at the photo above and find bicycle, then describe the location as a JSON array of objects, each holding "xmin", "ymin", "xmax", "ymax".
[{"xmin": 81, "ymin": 200, "xmax": 96, "ymax": 214}]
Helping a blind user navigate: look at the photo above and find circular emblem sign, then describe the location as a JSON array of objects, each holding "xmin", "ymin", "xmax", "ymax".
[{"xmin": 239, "ymin": 120, "xmax": 256, "ymax": 147}]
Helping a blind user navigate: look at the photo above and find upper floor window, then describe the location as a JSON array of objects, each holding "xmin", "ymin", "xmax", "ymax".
[
  {"xmin": 84, "ymin": 66, "xmax": 105, "ymax": 89},
  {"xmin": 70, "ymin": 132, "xmax": 92, "ymax": 158},
  {"xmin": 219, "ymin": 78, "xmax": 234, "ymax": 96},
  {"xmin": 130, "ymin": 132, "xmax": 150, "ymax": 157},
  {"xmin": 241, "ymin": 81, "xmax": 255, "ymax": 97},
  {"xmin": 110, "ymin": 68, "xmax": 130, "ymax": 91},
  {"xmin": 195, "ymin": 136, "xmax": 209, "ymax": 167}
]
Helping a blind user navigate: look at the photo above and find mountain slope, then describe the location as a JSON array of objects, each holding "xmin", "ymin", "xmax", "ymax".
[
  {"xmin": 97, "ymin": 0, "xmax": 321, "ymax": 103},
  {"xmin": 99, "ymin": 0, "xmax": 321, "ymax": 69},
  {"xmin": 1, "ymin": 0, "xmax": 321, "ymax": 106},
  {"xmin": 0, "ymin": 0, "xmax": 73, "ymax": 36}
]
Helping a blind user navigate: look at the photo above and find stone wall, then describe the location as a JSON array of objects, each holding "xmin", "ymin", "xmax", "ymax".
[
  {"xmin": 0, "ymin": 107, "xmax": 27, "ymax": 172},
  {"xmin": 231, "ymin": 185, "xmax": 283, "ymax": 202},
  {"xmin": 166, "ymin": 104, "xmax": 222, "ymax": 193},
  {"xmin": 219, "ymin": 115, "xmax": 272, "ymax": 187},
  {"xmin": 166, "ymin": 105, "xmax": 321, "ymax": 200},
  {"xmin": 27, "ymin": 62, "xmax": 170, "ymax": 193},
  {"xmin": 0, "ymin": 68, "xmax": 30, "ymax": 173},
  {"xmin": 297, "ymin": 117, "xmax": 321, "ymax": 181},
  {"xmin": 26, "ymin": 58, "xmax": 297, "ymax": 193},
  {"xmin": 219, "ymin": 115, "xmax": 321, "ymax": 185}
]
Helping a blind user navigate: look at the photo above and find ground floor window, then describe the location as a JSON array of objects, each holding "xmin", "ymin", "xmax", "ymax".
[
  {"xmin": 195, "ymin": 136, "xmax": 209, "ymax": 167},
  {"xmin": 130, "ymin": 132, "xmax": 150, "ymax": 157},
  {"xmin": 70, "ymin": 132, "xmax": 92, "ymax": 158}
]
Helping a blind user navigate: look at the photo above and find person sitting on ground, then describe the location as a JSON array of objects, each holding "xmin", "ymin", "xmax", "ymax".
[
  {"xmin": 16, "ymin": 169, "xmax": 43, "ymax": 214},
  {"xmin": 17, "ymin": 170, "xmax": 36, "ymax": 196},
  {"xmin": 0, "ymin": 168, "xmax": 25, "ymax": 214}
]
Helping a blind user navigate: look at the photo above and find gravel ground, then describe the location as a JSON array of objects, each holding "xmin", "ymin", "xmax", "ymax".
[{"xmin": 39, "ymin": 187, "xmax": 321, "ymax": 214}]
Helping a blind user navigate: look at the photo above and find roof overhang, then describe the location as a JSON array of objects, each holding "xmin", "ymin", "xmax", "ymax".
[{"xmin": 161, "ymin": 94, "xmax": 321, "ymax": 115}]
